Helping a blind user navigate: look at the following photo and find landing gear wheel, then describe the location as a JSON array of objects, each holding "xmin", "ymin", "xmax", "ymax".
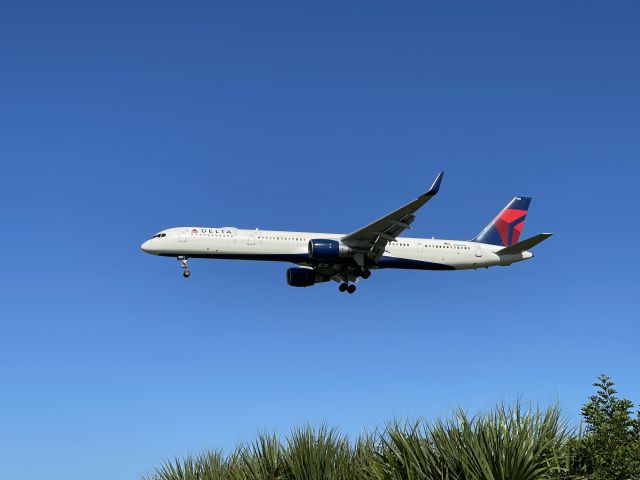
[
  {"xmin": 361, "ymin": 269, "xmax": 371, "ymax": 279},
  {"xmin": 339, "ymin": 283, "xmax": 348, "ymax": 292},
  {"xmin": 347, "ymin": 284, "xmax": 356, "ymax": 294},
  {"xmin": 178, "ymin": 256, "xmax": 190, "ymax": 278}
]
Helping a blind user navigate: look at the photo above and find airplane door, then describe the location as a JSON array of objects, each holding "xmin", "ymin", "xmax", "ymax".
[
  {"xmin": 417, "ymin": 242, "xmax": 423, "ymax": 253},
  {"xmin": 178, "ymin": 228, "xmax": 188, "ymax": 243},
  {"xmin": 474, "ymin": 243, "xmax": 483, "ymax": 257},
  {"xmin": 247, "ymin": 231, "xmax": 256, "ymax": 245}
]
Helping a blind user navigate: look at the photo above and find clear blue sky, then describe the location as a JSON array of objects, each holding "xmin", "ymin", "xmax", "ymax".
[{"xmin": 1, "ymin": 2, "xmax": 639, "ymax": 478}]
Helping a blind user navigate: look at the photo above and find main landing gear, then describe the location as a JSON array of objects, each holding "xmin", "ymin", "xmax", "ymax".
[
  {"xmin": 178, "ymin": 256, "xmax": 190, "ymax": 278},
  {"xmin": 338, "ymin": 283, "xmax": 357, "ymax": 294},
  {"xmin": 337, "ymin": 268, "xmax": 371, "ymax": 294}
]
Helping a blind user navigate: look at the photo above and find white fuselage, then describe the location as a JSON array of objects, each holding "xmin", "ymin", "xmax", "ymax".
[{"xmin": 140, "ymin": 226, "xmax": 533, "ymax": 271}]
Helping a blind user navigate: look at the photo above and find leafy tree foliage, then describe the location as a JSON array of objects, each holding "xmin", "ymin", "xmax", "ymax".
[{"xmin": 575, "ymin": 374, "xmax": 640, "ymax": 479}]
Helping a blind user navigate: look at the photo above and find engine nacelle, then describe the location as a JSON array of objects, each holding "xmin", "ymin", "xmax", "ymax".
[
  {"xmin": 286, "ymin": 267, "xmax": 326, "ymax": 287},
  {"xmin": 308, "ymin": 239, "xmax": 353, "ymax": 260}
]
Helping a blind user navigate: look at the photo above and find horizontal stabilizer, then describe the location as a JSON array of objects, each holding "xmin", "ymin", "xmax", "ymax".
[{"xmin": 497, "ymin": 233, "xmax": 553, "ymax": 255}]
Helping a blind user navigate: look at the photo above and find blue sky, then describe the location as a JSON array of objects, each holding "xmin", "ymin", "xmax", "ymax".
[{"xmin": 1, "ymin": 1, "xmax": 639, "ymax": 478}]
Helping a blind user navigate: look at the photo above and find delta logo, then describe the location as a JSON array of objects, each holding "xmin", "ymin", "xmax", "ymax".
[
  {"xmin": 191, "ymin": 228, "xmax": 233, "ymax": 235},
  {"xmin": 495, "ymin": 209, "xmax": 527, "ymax": 246}
]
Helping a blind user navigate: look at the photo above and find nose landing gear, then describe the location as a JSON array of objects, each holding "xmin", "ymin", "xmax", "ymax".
[{"xmin": 178, "ymin": 256, "xmax": 190, "ymax": 278}]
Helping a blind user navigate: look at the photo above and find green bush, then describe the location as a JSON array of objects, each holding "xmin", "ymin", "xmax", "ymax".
[
  {"xmin": 143, "ymin": 376, "xmax": 640, "ymax": 480},
  {"xmin": 568, "ymin": 375, "xmax": 640, "ymax": 479},
  {"xmin": 373, "ymin": 404, "xmax": 569, "ymax": 480}
]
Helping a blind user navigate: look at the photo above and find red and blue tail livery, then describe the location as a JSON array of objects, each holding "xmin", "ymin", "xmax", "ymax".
[{"xmin": 472, "ymin": 196, "xmax": 531, "ymax": 247}]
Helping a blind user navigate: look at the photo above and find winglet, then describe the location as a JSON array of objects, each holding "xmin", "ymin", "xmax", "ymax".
[{"xmin": 425, "ymin": 171, "xmax": 444, "ymax": 196}]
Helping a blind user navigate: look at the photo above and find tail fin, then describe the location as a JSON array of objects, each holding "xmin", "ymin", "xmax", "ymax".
[{"xmin": 472, "ymin": 197, "xmax": 531, "ymax": 247}]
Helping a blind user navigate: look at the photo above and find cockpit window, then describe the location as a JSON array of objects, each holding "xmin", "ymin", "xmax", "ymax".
[{"xmin": 151, "ymin": 233, "xmax": 167, "ymax": 238}]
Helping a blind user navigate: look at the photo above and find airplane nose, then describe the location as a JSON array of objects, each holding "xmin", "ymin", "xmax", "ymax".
[{"xmin": 141, "ymin": 240, "xmax": 152, "ymax": 253}]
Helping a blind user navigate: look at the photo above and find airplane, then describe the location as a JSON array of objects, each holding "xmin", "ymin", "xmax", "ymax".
[{"xmin": 140, "ymin": 172, "xmax": 552, "ymax": 294}]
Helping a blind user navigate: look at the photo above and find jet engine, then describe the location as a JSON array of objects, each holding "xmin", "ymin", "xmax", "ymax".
[
  {"xmin": 307, "ymin": 239, "xmax": 353, "ymax": 260},
  {"xmin": 286, "ymin": 267, "xmax": 327, "ymax": 287}
]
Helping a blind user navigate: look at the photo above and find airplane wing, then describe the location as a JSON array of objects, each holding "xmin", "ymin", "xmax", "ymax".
[{"xmin": 342, "ymin": 171, "xmax": 444, "ymax": 262}]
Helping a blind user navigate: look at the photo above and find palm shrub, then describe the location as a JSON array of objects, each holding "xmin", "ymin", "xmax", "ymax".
[
  {"xmin": 229, "ymin": 433, "xmax": 285, "ymax": 480},
  {"xmin": 369, "ymin": 403, "xmax": 570, "ymax": 480},
  {"xmin": 435, "ymin": 404, "xmax": 569, "ymax": 480},
  {"xmin": 142, "ymin": 407, "xmax": 571, "ymax": 480},
  {"xmin": 144, "ymin": 451, "xmax": 228, "ymax": 480},
  {"xmin": 281, "ymin": 424, "xmax": 354, "ymax": 480},
  {"xmin": 143, "ymin": 406, "xmax": 571, "ymax": 480},
  {"xmin": 350, "ymin": 434, "xmax": 380, "ymax": 480},
  {"xmin": 369, "ymin": 421, "xmax": 444, "ymax": 480}
]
